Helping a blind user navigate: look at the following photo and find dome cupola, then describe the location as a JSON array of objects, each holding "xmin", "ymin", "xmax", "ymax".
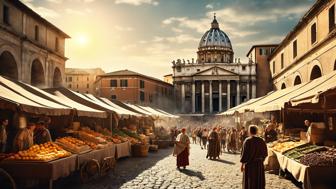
[{"xmin": 197, "ymin": 14, "xmax": 234, "ymax": 64}]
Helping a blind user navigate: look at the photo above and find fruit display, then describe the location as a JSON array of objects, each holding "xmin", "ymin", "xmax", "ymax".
[
  {"xmin": 78, "ymin": 129, "xmax": 107, "ymax": 144},
  {"xmin": 283, "ymin": 144, "xmax": 327, "ymax": 161},
  {"xmin": 7, "ymin": 142, "xmax": 71, "ymax": 161},
  {"xmin": 300, "ymin": 148, "xmax": 336, "ymax": 166},
  {"xmin": 113, "ymin": 128, "xmax": 142, "ymax": 145},
  {"xmin": 272, "ymin": 141, "xmax": 307, "ymax": 153},
  {"xmin": 56, "ymin": 137, "xmax": 91, "ymax": 154}
]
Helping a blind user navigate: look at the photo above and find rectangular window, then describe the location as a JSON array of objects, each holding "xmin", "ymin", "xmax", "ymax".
[
  {"xmin": 140, "ymin": 91, "xmax": 145, "ymax": 102},
  {"xmin": 110, "ymin": 80, "xmax": 117, "ymax": 87},
  {"xmin": 111, "ymin": 95, "xmax": 117, "ymax": 100},
  {"xmin": 311, "ymin": 23, "xmax": 317, "ymax": 44},
  {"xmin": 87, "ymin": 77, "xmax": 89, "ymax": 81},
  {"xmin": 140, "ymin": 80, "xmax": 145, "ymax": 89},
  {"xmin": 259, "ymin": 48, "xmax": 263, "ymax": 55},
  {"xmin": 68, "ymin": 84, "xmax": 71, "ymax": 88},
  {"xmin": 120, "ymin": 79, "xmax": 128, "ymax": 87},
  {"xmin": 280, "ymin": 53, "xmax": 284, "ymax": 69},
  {"xmin": 55, "ymin": 37, "xmax": 59, "ymax": 52},
  {"xmin": 68, "ymin": 77, "xmax": 72, "ymax": 82},
  {"xmin": 273, "ymin": 61, "xmax": 275, "ymax": 74},
  {"xmin": 76, "ymin": 84, "xmax": 78, "ymax": 89},
  {"xmin": 3, "ymin": 5, "xmax": 9, "ymax": 25},
  {"xmin": 293, "ymin": 40, "xmax": 297, "ymax": 58},
  {"xmin": 87, "ymin": 84, "xmax": 89, "ymax": 88},
  {"xmin": 34, "ymin": 25, "xmax": 39, "ymax": 41},
  {"xmin": 242, "ymin": 66, "xmax": 246, "ymax": 71},
  {"xmin": 329, "ymin": 5, "xmax": 335, "ymax": 32}
]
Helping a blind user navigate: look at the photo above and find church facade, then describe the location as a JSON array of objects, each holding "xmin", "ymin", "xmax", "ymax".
[{"xmin": 172, "ymin": 16, "xmax": 257, "ymax": 114}]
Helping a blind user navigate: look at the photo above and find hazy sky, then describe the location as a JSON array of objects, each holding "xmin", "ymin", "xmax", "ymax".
[{"xmin": 22, "ymin": 0, "xmax": 315, "ymax": 79}]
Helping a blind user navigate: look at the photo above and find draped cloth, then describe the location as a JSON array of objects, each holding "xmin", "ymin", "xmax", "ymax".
[
  {"xmin": 173, "ymin": 133, "xmax": 190, "ymax": 167},
  {"xmin": 207, "ymin": 131, "xmax": 220, "ymax": 159},
  {"xmin": 240, "ymin": 136, "xmax": 268, "ymax": 189}
]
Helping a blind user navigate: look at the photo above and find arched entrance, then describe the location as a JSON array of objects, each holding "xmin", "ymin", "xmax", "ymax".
[
  {"xmin": 0, "ymin": 51, "xmax": 18, "ymax": 80},
  {"xmin": 310, "ymin": 65, "xmax": 322, "ymax": 81},
  {"xmin": 31, "ymin": 59, "xmax": 45, "ymax": 87},
  {"xmin": 281, "ymin": 83, "xmax": 286, "ymax": 89},
  {"xmin": 334, "ymin": 60, "xmax": 336, "ymax": 70},
  {"xmin": 294, "ymin": 76, "xmax": 302, "ymax": 86},
  {"xmin": 53, "ymin": 67, "xmax": 62, "ymax": 87}
]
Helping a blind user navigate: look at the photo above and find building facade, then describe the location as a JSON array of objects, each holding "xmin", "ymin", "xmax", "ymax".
[
  {"xmin": 269, "ymin": 0, "xmax": 336, "ymax": 90},
  {"xmin": 0, "ymin": 0, "xmax": 69, "ymax": 88},
  {"xmin": 172, "ymin": 16, "xmax": 257, "ymax": 114},
  {"xmin": 247, "ymin": 44, "xmax": 278, "ymax": 97},
  {"xmin": 163, "ymin": 74, "xmax": 173, "ymax": 84},
  {"xmin": 95, "ymin": 70, "xmax": 174, "ymax": 110},
  {"xmin": 65, "ymin": 68, "xmax": 105, "ymax": 94}
]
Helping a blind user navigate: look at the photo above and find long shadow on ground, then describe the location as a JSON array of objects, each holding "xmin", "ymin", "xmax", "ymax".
[
  {"xmin": 53, "ymin": 148, "xmax": 173, "ymax": 189},
  {"xmin": 179, "ymin": 169, "xmax": 205, "ymax": 181}
]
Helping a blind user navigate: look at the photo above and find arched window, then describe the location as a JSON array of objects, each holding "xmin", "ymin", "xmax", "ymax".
[
  {"xmin": 53, "ymin": 67, "xmax": 62, "ymax": 87},
  {"xmin": 0, "ymin": 51, "xmax": 18, "ymax": 80},
  {"xmin": 294, "ymin": 76, "xmax": 302, "ymax": 86},
  {"xmin": 31, "ymin": 59, "xmax": 45, "ymax": 87},
  {"xmin": 281, "ymin": 83, "xmax": 286, "ymax": 89},
  {"xmin": 310, "ymin": 65, "xmax": 322, "ymax": 81}
]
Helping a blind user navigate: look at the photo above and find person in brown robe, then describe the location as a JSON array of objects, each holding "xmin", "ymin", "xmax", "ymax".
[
  {"xmin": 206, "ymin": 127, "xmax": 220, "ymax": 160},
  {"xmin": 173, "ymin": 128, "xmax": 190, "ymax": 170},
  {"xmin": 240, "ymin": 125, "xmax": 268, "ymax": 189}
]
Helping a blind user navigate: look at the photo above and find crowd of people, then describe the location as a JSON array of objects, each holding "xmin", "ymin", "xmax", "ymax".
[
  {"xmin": 0, "ymin": 117, "xmax": 52, "ymax": 153},
  {"xmin": 190, "ymin": 126, "xmax": 249, "ymax": 157}
]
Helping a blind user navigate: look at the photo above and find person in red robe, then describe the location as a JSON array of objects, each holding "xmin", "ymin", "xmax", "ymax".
[
  {"xmin": 240, "ymin": 125, "xmax": 268, "ymax": 189},
  {"xmin": 173, "ymin": 128, "xmax": 190, "ymax": 170}
]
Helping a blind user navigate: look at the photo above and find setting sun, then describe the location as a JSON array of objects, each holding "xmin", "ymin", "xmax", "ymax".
[{"xmin": 76, "ymin": 34, "xmax": 89, "ymax": 46}]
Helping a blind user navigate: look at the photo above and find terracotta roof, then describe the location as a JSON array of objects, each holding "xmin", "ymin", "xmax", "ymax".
[
  {"xmin": 101, "ymin": 70, "xmax": 173, "ymax": 86},
  {"xmin": 246, "ymin": 44, "xmax": 279, "ymax": 57},
  {"xmin": 9, "ymin": 0, "xmax": 70, "ymax": 38}
]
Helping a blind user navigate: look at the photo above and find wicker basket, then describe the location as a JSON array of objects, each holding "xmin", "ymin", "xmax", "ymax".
[
  {"xmin": 131, "ymin": 144, "xmax": 149, "ymax": 157},
  {"xmin": 153, "ymin": 140, "xmax": 170, "ymax": 149}
]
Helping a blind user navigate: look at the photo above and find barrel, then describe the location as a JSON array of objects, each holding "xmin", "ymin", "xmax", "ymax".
[{"xmin": 131, "ymin": 144, "xmax": 149, "ymax": 157}]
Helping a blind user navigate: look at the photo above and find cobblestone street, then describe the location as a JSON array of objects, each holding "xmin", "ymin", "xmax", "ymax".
[{"xmin": 57, "ymin": 143, "xmax": 300, "ymax": 189}]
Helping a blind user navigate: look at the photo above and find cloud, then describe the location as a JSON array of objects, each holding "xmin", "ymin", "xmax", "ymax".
[
  {"xmin": 114, "ymin": 25, "xmax": 134, "ymax": 31},
  {"xmin": 171, "ymin": 27, "xmax": 183, "ymax": 33},
  {"xmin": 115, "ymin": 0, "xmax": 159, "ymax": 6},
  {"xmin": 47, "ymin": 0, "xmax": 62, "ymax": 3},
  {"xmin": 121, "ymin": 44, "xmax": 137, "ymax": 51},
  {"xmin": 65, "ymin": 8, "xmax": 92, "ymax": 15},
  {"xmin": 205, "ymin": 4, "xmax": 213, "ymax": 10}
]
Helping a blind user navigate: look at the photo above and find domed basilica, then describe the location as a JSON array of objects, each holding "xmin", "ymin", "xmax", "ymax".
[{"xmin": 172, "ymin": 15, "xmax": 257, "ymax": 114}]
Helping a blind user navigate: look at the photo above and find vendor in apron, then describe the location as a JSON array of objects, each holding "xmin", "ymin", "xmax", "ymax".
[
  {"xmin": 13, "ymin": 122, "xmax": 36, "ymax": 152},
  {"xmin": 34, "ymin": 119, "xmax": 52, "ymax": 144}
]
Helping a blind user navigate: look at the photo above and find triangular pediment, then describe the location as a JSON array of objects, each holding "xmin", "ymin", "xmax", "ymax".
[{"xmin": 193, "ymin": 66, "xmax": 238, "ymax": 76}]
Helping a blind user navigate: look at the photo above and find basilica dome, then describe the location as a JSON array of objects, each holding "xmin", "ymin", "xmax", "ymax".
[{"xmin": 197, "ymin": 15, "xmax": 234, "ymax": 64}]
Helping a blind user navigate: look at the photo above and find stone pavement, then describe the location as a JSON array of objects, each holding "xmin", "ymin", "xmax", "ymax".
[{"xmin": 57, "ymin": 143, "xmax": 301, "ymax": 189}]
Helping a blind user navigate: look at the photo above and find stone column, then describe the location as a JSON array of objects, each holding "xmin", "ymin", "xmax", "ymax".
[
  {"xmin": 252, "ymin": 81, "xmax": 257, "ymax": 98},
  {"xmin": 201, "ymin": 81, "xmax": 205, "ymax": 113},
  {"xmin": 192, "ymin": 81, "xmax": 195, "ymax": 113},
  {"xmin": 236, "ymin": 81, "xmax": 240, "ymax": 105},
  {"xmin": 246, "ymin": 81, "xmax": 250, "ymax": 100},
  {"xmin": 219, "ymin": 81, "xmax": 222, "ymax": 112},
  {"xmin": 227, "ymin": 81, "xmax": 231, "ymax": 110},
  {"xmin": 209, "ymin": 80, "xmax": 213, "ymax": 113},
  {"xmin": 181, "ymin": 83, "xmax": 185, "ymax": 113}
]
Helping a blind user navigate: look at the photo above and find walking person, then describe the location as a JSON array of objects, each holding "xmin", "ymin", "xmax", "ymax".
[
  {"xmin": 197, "ymin": 128, "xmax": 202, "ymax": 147},
  {"xmin": 219, "ymin": 128, "xmax": 227, "ymax": 153},
  {"xmin": 191, "ymin": 129, "xmax": 197, "ymax": 144},
  {"xmin": 240, "ymin": 125, "xmax": 268, "ymax": 189},
  {"xmin": 173, "ymin": 128, "xmax": 190, "ymax": 170},
  {"xmin": 239, "ymin": 127, "xmax": 248, "ymax": 151},
  {"xmin": 207, "ymin": 127, "xmax": 220, "ymax": 160},
  {"xmin": 201, "ymin": 128, "xmax": 208, "ymax": 150}
]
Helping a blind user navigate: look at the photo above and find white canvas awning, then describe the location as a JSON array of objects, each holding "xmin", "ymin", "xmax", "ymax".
[
  {"xmin": 290, "ymin": 71, "xmax": 336, "ymax": 106},
  {"xmin": 99, "ymin": 97, "xmax": 141, "ymax": 116},
  {"xmin": 52, "ymin": 91, "xmax": 107, "ymax": 118},
  {"xmin": 125, "ymin": 103, "xmax": 152, "ymax": 116},
  {"xmin": 0, "ymin": 76, "xmax": 71, "ymax": 115}
]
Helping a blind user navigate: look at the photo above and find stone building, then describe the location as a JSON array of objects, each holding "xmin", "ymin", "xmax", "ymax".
[
  {"xmin": 172, "ymin": 15, "xmax": 257, "ymax": 114},
  {"xmin": 247, "ymin": 44, "xmax": 278, "ymax": 97},
  {"xmin": 95, "ymin": 70, "xmax": 174, "ymax": 110},
  {"xmin": 163, "ymin": 74, "xmax": 173, "ymax": 84},
  {"xmin": 269, "ymin": 0, "xmax": 336, "ymax": 90},
  {"xmin": 65, "ymin": 68, "xmax": 105, "ymax": 94},
  {"xmin": 0, "ymin": 0, "xmax": 69, "ymax": 88}
]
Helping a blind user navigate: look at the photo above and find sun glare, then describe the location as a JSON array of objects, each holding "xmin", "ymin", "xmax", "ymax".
[{"xmin": 76, "ymin": 34, "xmax": 89, "ymax": 46}]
